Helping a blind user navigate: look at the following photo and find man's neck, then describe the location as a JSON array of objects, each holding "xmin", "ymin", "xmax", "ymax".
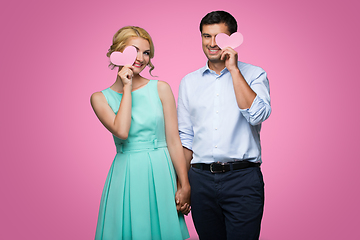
[{"xmin": 208, "ymin": 60, "xmax": 226, "ymax": 75}]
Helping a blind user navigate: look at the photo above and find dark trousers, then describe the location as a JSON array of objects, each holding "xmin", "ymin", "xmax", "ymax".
[{"xmin": 188, "ymin": 166, "xmax": 264, "ymax": 240}]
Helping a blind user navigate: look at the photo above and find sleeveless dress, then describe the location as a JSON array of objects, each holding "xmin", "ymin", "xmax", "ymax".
[{"xmin": 95, "ymin": 80, "xmax": 189, "ymax": 240}]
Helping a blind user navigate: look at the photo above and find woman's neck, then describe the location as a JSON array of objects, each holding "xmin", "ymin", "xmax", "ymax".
[{"xmin": 110, "ymin": 74, "xmax": 148, "ymax": 93}]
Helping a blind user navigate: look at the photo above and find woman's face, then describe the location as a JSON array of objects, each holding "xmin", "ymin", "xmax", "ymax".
[{"xmin": 126, "ymin": 37, "xmax": 151, "ymax": 75}]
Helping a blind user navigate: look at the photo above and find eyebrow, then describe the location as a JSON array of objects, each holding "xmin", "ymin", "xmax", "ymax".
[
  {"xmin": 132, "ymin": 45, "xmax": 150, "ymax": 52},
  {"xmin": 202, "ymin": 33, "xmax": 213, "ymax": 37}
]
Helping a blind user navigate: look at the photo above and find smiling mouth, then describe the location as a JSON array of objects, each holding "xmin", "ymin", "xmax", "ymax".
[
  {"xmin": 208, "ymin": 49, "xmax": 220, "ymax": 54},
  {"xmin": 133, "ymin": 62, "xmax": 143, "ymax": 68}
]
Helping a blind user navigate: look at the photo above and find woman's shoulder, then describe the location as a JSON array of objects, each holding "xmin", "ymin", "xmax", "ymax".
[
  {"xmin": 157, "ymin": 80, "xmax": 172, "ymax": 93},
  {"xmin": 156, "ymin": 80, "xmax": 175, "ymax": 104},
  {"xmin": 90, "ymin": 90, "xmax": 107, "ymax": 106}
]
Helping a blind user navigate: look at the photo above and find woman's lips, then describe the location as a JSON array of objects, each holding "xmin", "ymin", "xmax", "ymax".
[{"xmin": 133, "ymin": 62, "xmax": 142, "ymax": 68}]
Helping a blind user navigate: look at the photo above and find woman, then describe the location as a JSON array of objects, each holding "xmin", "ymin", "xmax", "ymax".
[{"xmin": 91, "ymin": 26, "xmax": 190, "ymax": 240}]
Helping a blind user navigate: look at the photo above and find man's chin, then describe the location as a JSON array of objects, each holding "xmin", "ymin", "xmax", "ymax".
[{"xmin": 207, "ymin": 56, "xmax": 222, "ymax": 63}]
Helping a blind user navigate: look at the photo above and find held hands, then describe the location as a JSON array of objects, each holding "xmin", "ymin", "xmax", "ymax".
[
  {"xmin": 117, "ymin": 64, "xmax": 134, "ymax": 87},
  {"xmin": 220, "ymin": 47, "xmax": 239, "ymax": 72},
  {"xmin": 175, "ymin": 186, "xmax": 191, "ymax": 215}
]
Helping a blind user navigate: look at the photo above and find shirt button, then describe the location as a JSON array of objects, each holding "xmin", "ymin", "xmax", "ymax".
[
  {"xmin": 215, "ymin": 145, "xmax": 217, "ymax": 148},
  {"xmin": 215, "ymin": 128, "xmax": 217, "ymax": 130},
  {"xmin": 217, "ymin": 93, "xmax": 219, "ymax": 96},
  {"xmin": 216, "ymin": 111, "xmax": 219, "ymax": 114}
]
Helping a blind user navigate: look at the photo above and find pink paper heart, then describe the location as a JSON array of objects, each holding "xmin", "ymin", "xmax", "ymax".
[
  {"xmin": 109, "ymin": 46, "xmax": 137, "ymax": 66},
  {"xmin": 216, "ymin": 32, "xmax": 244, "ymax": 49}
]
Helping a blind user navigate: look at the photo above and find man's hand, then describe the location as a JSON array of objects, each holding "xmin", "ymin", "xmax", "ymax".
[
  {"xmin": 175, "ymin": 187, "xmax": 191, "ymax": 215},
  {"xmin": 220, "ymin": 47, "xmax": 239, "ymax": 72}
]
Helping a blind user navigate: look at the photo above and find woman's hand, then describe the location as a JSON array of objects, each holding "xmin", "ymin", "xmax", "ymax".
[
  {"xmin": 175, "ymin": 185, "xmax": 191, "ymax": 215},
  {"xmin": 118, "ymin": 64, "xmax": 134, "ymax": 87}
]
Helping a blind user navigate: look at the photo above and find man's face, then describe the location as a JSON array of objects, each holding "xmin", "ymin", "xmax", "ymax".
[{"xmin": 201, "ymin": 23, "xmax": 231, "ymax": 63}]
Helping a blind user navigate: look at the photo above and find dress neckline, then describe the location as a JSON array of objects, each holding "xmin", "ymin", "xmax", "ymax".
[{"xmin": 109, "ymin": 80, "xmax": 151, "ymax": 94}]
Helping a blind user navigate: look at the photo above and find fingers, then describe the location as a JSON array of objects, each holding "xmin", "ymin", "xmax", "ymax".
[
  {"xmin": 220, "ymin": 51, "xmax": 228, "ymax": 61},
  {"xmin": 220, "ymin": 47, "xmax": 237, "ymax": 60},
  {"xmin": 176, "ymin": 203, "xmax": 181, "ymax": 212},
  {"xmin": 123, "ymin": 64, "xmax": 134, "ymax": 71},
  {"xmin": 117, "ymin": 70, "xmax": 133, "ymax": 80},
  {"xmin": 180, "ymin": 203, "xmax": 191, "ymax": 215},
  {"xmin": 220, "ymin": 50, "xmax": 231, "ymax": 61},
  {"xmin": 221, "ymin": 47, "xmax": 239, "ymax": 71},
  {"xmin": 175, "ymin": 197, "xmax": 191, "ymax": 215},
  {"xmin": 118, "ymin": 65, "xmax": 134, "ymax": 83},
  {"xmin": 175, "ymin": 187, "xmax": 191, "ymax": 214}
]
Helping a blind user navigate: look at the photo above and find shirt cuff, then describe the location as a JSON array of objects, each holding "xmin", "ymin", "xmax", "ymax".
[
  {"xmin": 239, "ymin": 95, "xmax": 264, "ymax": 123},
  {"xmin": 179, "ymin": 132, "xmax": 193, "ymax": 151}
]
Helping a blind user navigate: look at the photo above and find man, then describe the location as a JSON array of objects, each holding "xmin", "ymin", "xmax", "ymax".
[{"xmin": 177, "ymin": 11, "xmax": 271, "ymax": 240}]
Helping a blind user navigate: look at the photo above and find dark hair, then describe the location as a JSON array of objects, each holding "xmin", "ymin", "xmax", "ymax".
[{"xmin": 200, "ymin": 11, "xmax": 237, "ymax": 34}]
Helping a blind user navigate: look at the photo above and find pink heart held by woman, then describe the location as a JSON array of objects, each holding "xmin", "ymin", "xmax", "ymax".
[{"xmin": 110, "ymin": 46, "xmax": 137, "ymax": 66}]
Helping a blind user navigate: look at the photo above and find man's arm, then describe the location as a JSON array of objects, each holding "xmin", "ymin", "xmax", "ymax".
[
  {"xmin": 221, "ymin": 47, "xmax": 256, "ymax": 109},
  {"xmin": 177, "ymin": 77, "xmax": 195, "ymax": 152},
  {"xmin": 183, "ymin": 147, "xmax": 193, "ymax": 171},
  {"xmin": 221, "ymin": 47, "xmax": 271, "ymax": 125}
]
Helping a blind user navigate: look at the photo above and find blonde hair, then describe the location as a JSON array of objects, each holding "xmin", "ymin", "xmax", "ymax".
[{"xmin": 107, "ymin": 26, "xmax": 155, "ymax": 75}]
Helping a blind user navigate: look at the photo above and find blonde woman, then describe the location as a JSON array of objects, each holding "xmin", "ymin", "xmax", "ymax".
[{"xmin": 91, "ymin": 26, "xmax": 190, "ymax": 239}]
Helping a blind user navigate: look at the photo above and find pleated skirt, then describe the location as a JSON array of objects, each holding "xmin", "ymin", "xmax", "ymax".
[{"xmin": 95, "ymin": 147, "xmax": 189, "ymax": 240}]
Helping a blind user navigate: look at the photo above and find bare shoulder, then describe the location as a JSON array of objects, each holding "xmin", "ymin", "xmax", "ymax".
[
  {"xmin": 157, "ymin": 80, "xmax": 172, "ymax": 92},
  {"xmin": 90, "ymin": 91, "xmax": 106, "ymax": 107},
  {"xmin": 157, "ymin": 80, "xmax": 174, "ymax": 103}
]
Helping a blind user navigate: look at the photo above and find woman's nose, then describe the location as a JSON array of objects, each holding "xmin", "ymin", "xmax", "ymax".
[{"xmin": 136, "ymin": 52, "xmax": 143, "ymax": 62}]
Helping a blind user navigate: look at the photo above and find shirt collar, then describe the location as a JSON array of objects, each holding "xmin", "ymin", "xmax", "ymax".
[
  {"xmin": 201, "ymin": 62, "xmax": 229, "ymax": 76},
  {"xmin": 201, "ymin": 64, "xmax": 210, "ymax": 75}
]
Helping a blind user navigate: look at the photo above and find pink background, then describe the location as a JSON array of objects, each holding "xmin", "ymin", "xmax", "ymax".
[{"xmin": 1, "ymin": 0, "xmax": 359, "ymax": 239}]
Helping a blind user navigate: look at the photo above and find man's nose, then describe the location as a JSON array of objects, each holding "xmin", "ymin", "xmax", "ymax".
[{"xmin": 210, "ymin": 37, "xmax": 217, "ymax": 47}]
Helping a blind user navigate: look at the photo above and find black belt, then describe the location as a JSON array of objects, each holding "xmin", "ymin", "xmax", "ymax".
[{"xmin": 191, "ymin": 161, "xmax": 260, "ymax": 173}]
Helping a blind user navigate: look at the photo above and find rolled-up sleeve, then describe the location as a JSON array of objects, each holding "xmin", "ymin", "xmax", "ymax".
[
  {"xmin": 177, "ymin": 78, "xmax": 194, "ymax": 150},
  {"xmin": 240, "ymin": 71, "xmax": 271, "ymax": 125}
]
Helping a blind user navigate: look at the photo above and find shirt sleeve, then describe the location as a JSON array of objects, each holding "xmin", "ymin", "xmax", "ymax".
[
  {"xmin": 177, "ymin": 77, "xmax": 194, "ymax": 150},
  {"xmin": 239, "ymin": 70, "xmax": 271, "ymax": 125}
]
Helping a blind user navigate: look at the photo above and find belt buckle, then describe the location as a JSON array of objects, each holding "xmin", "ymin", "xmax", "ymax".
[{"xmin": 210, "ymin": 162, "xmax": 225, "ymax": 173}]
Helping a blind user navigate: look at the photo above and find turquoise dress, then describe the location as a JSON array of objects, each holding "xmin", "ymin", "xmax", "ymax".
[{"xmin": 95, "ymin": 80, "xmax": 189, "ymax": 240}]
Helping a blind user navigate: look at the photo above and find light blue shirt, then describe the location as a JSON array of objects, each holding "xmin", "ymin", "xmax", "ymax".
[{"xmin": 177, "ymin": 61, "xmax": 271, "ymax": 164}]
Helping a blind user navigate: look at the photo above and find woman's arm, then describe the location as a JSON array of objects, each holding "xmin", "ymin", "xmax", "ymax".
[
  {"xmin": 90, "ymin": 66, "xmax": 133, "ymax": 139},
  {"xmin": 158, "ymin": 81, "xmax": 191, "ymax": 213}
]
